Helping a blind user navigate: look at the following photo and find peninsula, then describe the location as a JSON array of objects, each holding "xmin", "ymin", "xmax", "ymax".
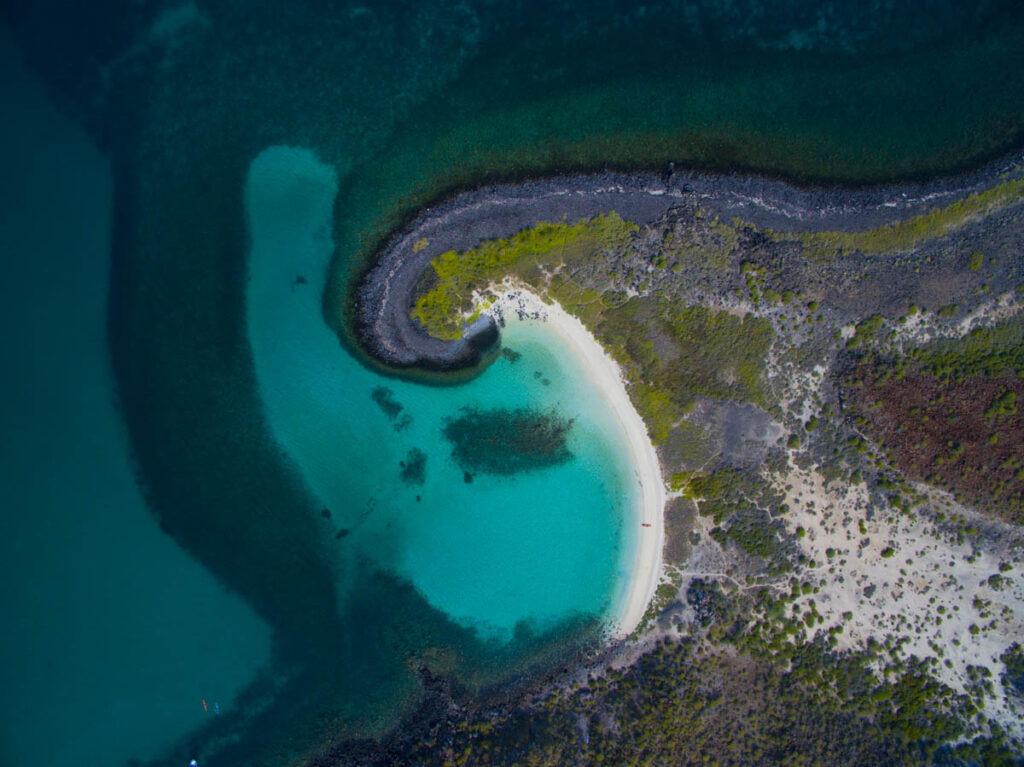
[
  {"xmin": 348, "ymin": 154, "xmax": 1024, "ymax": 762},
  {"xmin": 24, "ymin": 0, "xmax": 1024, "ymax": 763}
]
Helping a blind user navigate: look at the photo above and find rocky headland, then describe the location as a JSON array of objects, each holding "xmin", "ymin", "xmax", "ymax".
[{"xmin": 353, "ymin": 154, "xmax": 1022, "ymax": 374}]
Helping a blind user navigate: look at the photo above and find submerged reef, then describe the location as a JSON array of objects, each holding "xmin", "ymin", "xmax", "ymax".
[
  {"xmin": 347, "ymin": 153, "xmax": 1024, "ymax": 762},
  {"xmin": 400, "ymin": 447, "xmax": 427, "ymax": 485},
  {"xmin": 19, "ymin": 0, "xmax": 1024, "ymax": 762},
  {"xmin": 370, "ymin": 385, "xmax": 403, "ymax": 420},
  {"xmin": 371, "ymin": 385, "xmax": 413, "ymax": 430},
  {"xmin": 443, "ymin": 407, "xmax": 574, "ymax": 475}
]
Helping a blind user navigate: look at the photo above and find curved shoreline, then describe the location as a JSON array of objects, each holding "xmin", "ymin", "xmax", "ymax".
[
  {"xmin": 350, "ymin": 151, "xmax": 1024, "ymax": 638},
  {"xmin": 353, "ymin": 151, "xmax": 1023, "ymax": 372},
  {"xmin": 482, "ymin": 285, "xmax": 665, "ymax": 639}
]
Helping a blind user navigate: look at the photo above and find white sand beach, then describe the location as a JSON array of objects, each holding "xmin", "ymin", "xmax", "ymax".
[{"xmin": 480, "ymin": 282, "xmax": 666, "ymax": 638}]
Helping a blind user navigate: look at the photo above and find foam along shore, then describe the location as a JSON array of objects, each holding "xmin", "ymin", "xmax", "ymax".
[
  {"xmin": 481, "ymin": 282, "xmax": 665, "ymax": 638},
  {"xmin": 353, "ymin": 160, "xmax": 1023, "ymax": 374}
]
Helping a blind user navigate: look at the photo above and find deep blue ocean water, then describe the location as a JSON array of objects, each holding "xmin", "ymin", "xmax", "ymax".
[
  {"xmin": 0, "ymin": 32, "xmax": 269, "ymax": 767},
  {"xmin": 3, "ymin": 1, "xmax": 1024, "ymax": 764}
]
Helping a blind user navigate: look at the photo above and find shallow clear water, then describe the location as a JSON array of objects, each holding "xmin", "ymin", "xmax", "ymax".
[
  {"xmin": 5, "ymin": 1, "xmax": 1024, "ymax": 763},
  {"xmin": 245, "ymin": 147, "xmax": 637, "ymax": 642}
]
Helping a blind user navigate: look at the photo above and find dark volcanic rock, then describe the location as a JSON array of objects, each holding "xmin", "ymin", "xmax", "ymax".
[{"xmin": 353, "ymin": 162, "xmax": 1023, "ymax": 375}]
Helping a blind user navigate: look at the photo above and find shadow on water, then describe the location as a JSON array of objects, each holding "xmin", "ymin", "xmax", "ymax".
[
  {"xmin": 108, "ymin": 132, "xmax": 601, "ymax": 765},
  {"xmin": 17, "ymin": 0, "xmax": 1023, "ymax": 762}
]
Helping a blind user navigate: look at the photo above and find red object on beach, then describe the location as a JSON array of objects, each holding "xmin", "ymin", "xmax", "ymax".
[
  {"xmin": 202, "ymin": 699, "xmax": 208, "ymax": 712},
  {"xmin": 641, "ymin": 523, "xmax": 651, "ymax": 528}
]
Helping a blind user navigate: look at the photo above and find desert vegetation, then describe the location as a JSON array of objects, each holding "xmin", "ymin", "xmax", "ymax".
[{"xmin": 386, "ymin": 167, "xmax": 1024, "ymax": 761}]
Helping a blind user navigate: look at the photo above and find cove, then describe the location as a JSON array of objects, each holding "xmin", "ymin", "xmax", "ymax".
[
  {"xmin": 245, "ymin": 146, "xmax": 642, "ymax": 642},
  {"xmin": 41, "ymin": 3, "xmax": 1024, "ymax": 762}
]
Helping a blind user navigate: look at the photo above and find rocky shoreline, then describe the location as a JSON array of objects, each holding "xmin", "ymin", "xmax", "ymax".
[{"xmin": 352, "ymin": 152, "xmax": 1023, "ymax": 372}]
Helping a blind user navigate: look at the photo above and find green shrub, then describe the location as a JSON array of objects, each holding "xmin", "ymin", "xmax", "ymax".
[
  {"xmin": 412, "ymin": 213, "xmax": 636, "ymax": 338},
  {"xmin": 411, "ymin": 217, "xmax": 775, "ymax": 433},
  {"xmin": 776, "ymin": 177, "xmax": 1024, "ymax": 260},
  {"xmin": 847, "ymin": 314, "xmax": 885, "ymax": 348}
]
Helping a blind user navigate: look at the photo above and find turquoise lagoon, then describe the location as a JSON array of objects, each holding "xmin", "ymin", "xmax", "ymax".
[
  {"xmin": 12, "ymin": 2, "xmax": 1024, "ymax": 761},
  {"xmin": 246, "ymin": 147, "xmax": 640, "ymax": 642}
]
